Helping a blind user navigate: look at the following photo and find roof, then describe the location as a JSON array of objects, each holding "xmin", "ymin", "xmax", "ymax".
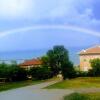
[
  {"xmin": 79, "ymin": 45, "xmax": 100, "ymax": 55},
  {"xmin": 20, "ymin": 59, "xmax": 42, "ymax": 66}
]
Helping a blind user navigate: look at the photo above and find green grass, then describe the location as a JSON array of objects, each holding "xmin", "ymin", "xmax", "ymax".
[
  {"xmin": 46, "ymin": 77, "xmax": 100, "ymax": 89},
  {"xmin": 64, "ymin": 93, "xmax": 100, "ymax": 100},
  {"xmin": 0, "ymin": 80, "xmax": 43, "ymax": 92},
  {"xmin": 0, "ymin": 77, "xmax": 60, "ymax": 92}
]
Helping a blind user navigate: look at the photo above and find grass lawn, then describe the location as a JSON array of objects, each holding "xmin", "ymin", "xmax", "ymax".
[
  {"xmin": 0, "ymin": 80, "xmax": 44, "ymax": 92},
  {"xmin": 46, "ymin": 77, "xmax": 100, "ymax": 89},
  {"xmin": 64, "ymin": 92, "xmax": 100, "ymax": 100},
  {"xmin": 0, "ymin": 77, "xmax": 59, "ymax": 92}
]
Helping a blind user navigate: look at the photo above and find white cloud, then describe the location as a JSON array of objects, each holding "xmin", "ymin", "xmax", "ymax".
[
  {"xmin": 0, "ymin": 0, "xmax": 100, "ymax": 32},
  {"xmin": 0, "ymin": 0, "xmax": 34, "ymax": 19}
]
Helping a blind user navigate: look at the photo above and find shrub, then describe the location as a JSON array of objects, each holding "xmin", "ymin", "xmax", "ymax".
[
  {"xmin": 29, "ymin": 66, "xmax": 52, "ymax": 80},
  {"xmin": 89, "ymin": 58, "xmax": 100, "ymax": 77},
  {"xmin": 0, "ymin": 62, "xmax": 27, "ymax": 82},
  {"xmin": 64, "ymin": 93, "xmax": 90, "ymax": 100},
  {"xmin": 76, "ymin": 71, "xmax": 88, "ymax": 77},
  {"xmin": 8, "ymin": 66, "xmax": 27, "ymax": 81},
  {"xmin": 62, "ymin": 62, "xmax": 76, "ymax": 80}
]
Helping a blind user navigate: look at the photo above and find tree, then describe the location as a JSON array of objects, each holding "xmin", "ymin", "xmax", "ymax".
[
  {"xmin": 47, "ymin": 45, "xmax": 69, "ymax": 75},
  {"xmin": 42, "ymin": 45, "xmax": 75, "ymax": 79},
  {"xmin": 89, "ymin": 58, "xmax": 100, "ymax": 76},
  {"xmin": 41, "ymin": 56, "xmax": 49, "ymax": 67}
]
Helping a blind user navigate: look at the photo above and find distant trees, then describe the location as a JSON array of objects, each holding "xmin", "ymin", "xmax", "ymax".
[{"xmin": 42, "ymin": 45, "xmax": 76, "ymax": 80}]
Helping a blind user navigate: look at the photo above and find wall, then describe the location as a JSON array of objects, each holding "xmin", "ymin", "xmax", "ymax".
[{"xmin": 80, "ymin": 54, "xmax": 100, "ymax": 71}]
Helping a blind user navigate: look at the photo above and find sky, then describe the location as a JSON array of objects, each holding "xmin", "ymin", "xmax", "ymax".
[{"xmin": 0, "ymin": 0, "xmax": 100, "ymax": 51}]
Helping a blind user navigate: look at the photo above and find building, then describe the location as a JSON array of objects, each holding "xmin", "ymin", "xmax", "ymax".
[
  {"xmin": 79, "ymin": 45, "xmax": 100, "ymax": 71},
  {"xmin": 20, "ymin": 59, "xmax": 42, "ymax": 70}
]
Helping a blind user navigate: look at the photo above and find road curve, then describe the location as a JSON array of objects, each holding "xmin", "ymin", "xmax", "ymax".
[{"xmin": 0, "ymin": 81, "xmax": 74, "ymax": 100}]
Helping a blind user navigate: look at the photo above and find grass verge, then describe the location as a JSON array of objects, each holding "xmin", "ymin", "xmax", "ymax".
[
  {"xmin": 0, "ymin": 77, "xmax": 60, "ymax": 92},
  {"xmin": 0, "ymin": 80, "xmax": 43, "ymax": 92}
]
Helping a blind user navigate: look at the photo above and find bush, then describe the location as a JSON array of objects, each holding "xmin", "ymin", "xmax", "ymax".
[
  {"xmin": 61, "ymin": 62, "xmax": 76, "ymax": 80},
  {"xmin": 8, "ymin": 66, "xmax": 27, "ymax": 81},
  {"xmin": 29, "ymin": 66, "xmax": 52, "ymax": 80},
  {"xmin": 0, "ymin": 63, "xmax": 9, "ymax": 78},
  {"xmin": 89, "ymin": 58, "xmax": 100, "ymax": 77},
  {"xmin": 64, "ymin": 93, "xmax": 90, "ymax": 100},
  {"xmin": 76, "ymin": 71, "xmax": 88, "ymax": 77},
  {"xmin": 0, "ymin": 62, "xmax": 27, "ymax": 82}
]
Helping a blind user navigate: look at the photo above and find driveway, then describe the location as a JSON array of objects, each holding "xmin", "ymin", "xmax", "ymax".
[{"xmin": 0, "ymin": 81, "xmax": 74, "ymax": 100}]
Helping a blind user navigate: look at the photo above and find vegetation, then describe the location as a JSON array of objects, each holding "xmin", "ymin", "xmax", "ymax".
[
  {"xmin": 0, "ymin": 80, "xmax": 43, "ymax": 92},
  {"xmin": 64, "ymin": 93, "xmax": 89, "ymax": 100},
  {"xmin": 29, "ymin": 66, "xmax": 52, "ymax": 80},
  {"xmin": 46, "ymin": 77, "xmax": 100, "ymax": 89},
  {"xmin": 64, "ymin": 93, "xmax": 100, "ymax": 100},
  {"xmin": 0, "ymin": 62, "xmax": 27, "ymax": 82},
  {"xmin": 89, "ymin": 58, "xmax": 100, "ymax": 77},
  {"xmin": 42, "ymin": 45, "xmax": 76, "ymax": 80},
  {"xmin": 62, "ymin": 62, "xmax": 76, "ymax": 80}
]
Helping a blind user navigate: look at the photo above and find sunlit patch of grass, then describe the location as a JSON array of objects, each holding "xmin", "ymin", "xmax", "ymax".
[{"xmin": 46, "ymin": 77, "xmax": 100, "ymax": 89}]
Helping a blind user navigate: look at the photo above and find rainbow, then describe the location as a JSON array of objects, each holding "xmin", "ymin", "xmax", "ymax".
[{"xmin": 0, "ymin": 25, "xmax": 100, "ymax": 38}]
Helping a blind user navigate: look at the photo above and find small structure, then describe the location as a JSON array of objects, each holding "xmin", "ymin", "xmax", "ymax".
[
  {"xmin": 79, "ymin": 45, "xmax": 100, "ymax": 71},
  {"xmin": 20, "ymin": 59, "xmax": 42, "ymax": 70}
]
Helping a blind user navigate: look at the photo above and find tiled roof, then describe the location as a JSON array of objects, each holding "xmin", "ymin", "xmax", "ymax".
[
  {"xmin": 20, "ymin": 59, "xmax": 42, "ymax": 66},
  {"xmin": 79, "ymin": 45, "xmax": 100, "ymax": 55}
]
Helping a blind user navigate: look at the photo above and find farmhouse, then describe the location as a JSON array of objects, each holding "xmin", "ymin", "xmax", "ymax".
[
  {"xmin": 20, "ymin": 59, "xmax": 42, "ymax": 70},
  {"xmin": 79, "ymin": 45, "xmax": 100, "ymax": 71}
]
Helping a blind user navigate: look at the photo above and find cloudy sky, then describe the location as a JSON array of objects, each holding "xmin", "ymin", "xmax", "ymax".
[{"xmin": 0, "ymin": 0, "xmax": 100, "ymax": 51}]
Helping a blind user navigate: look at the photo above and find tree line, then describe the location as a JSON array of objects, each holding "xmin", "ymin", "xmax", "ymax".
[{"xmin": 0, "ymin": 45, "xmax": 100, "ymax": 82}]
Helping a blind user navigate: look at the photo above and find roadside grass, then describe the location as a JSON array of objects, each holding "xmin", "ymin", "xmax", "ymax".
[
  {"xmin": 0, "ymin": 80, "xmax": 43, "ymax": 92},
  {"xmin": 0, "ymin": 77, "xmax": 60, "ymax": 92},
  {"xmin": 64, "ymin": 92, "xmax": 100, "ymax": 100},
  {"xmin": 46, "ymin": 77, "xmax": 100, "ymax": 89}
]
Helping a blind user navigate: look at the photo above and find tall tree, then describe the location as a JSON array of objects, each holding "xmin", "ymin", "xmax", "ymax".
[{"xmin": 42, "ymin": 45, "xmax": 76, "ymax": 79}]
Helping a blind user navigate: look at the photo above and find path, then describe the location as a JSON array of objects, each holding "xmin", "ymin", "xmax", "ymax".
[{"xmin": 0, "ymin": 81, "xmax": 74, "ymax": 100}]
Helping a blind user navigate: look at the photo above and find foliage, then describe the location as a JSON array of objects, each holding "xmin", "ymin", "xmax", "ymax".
[
  {"xmin": 47, "ymin": 45, "xmax": 69, "ymax": 75},
  {"xmin": 0, "ymin": 62, "xmax": 27, "ymax": 82},
  {"xmin": 76, "ymin": 71, "xmax": 88, "ymax": 77},
  {"xmin": 62, "ymin": 62, "xmax": 76, "ymax": 80},
  {"xmin": 42, "ymin": 45, "xmax": 75, "ymax": 79},
  {"xmin": 64, "ymin": 93, "xmax": 90, "ymax": 100},
  {"xmin": 29, "ymin": 66, "xmax": 52, "ymax": 80},
  {"xmin": 89, "ymin": 58, "xmax": 100, "ymax": 76}
]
